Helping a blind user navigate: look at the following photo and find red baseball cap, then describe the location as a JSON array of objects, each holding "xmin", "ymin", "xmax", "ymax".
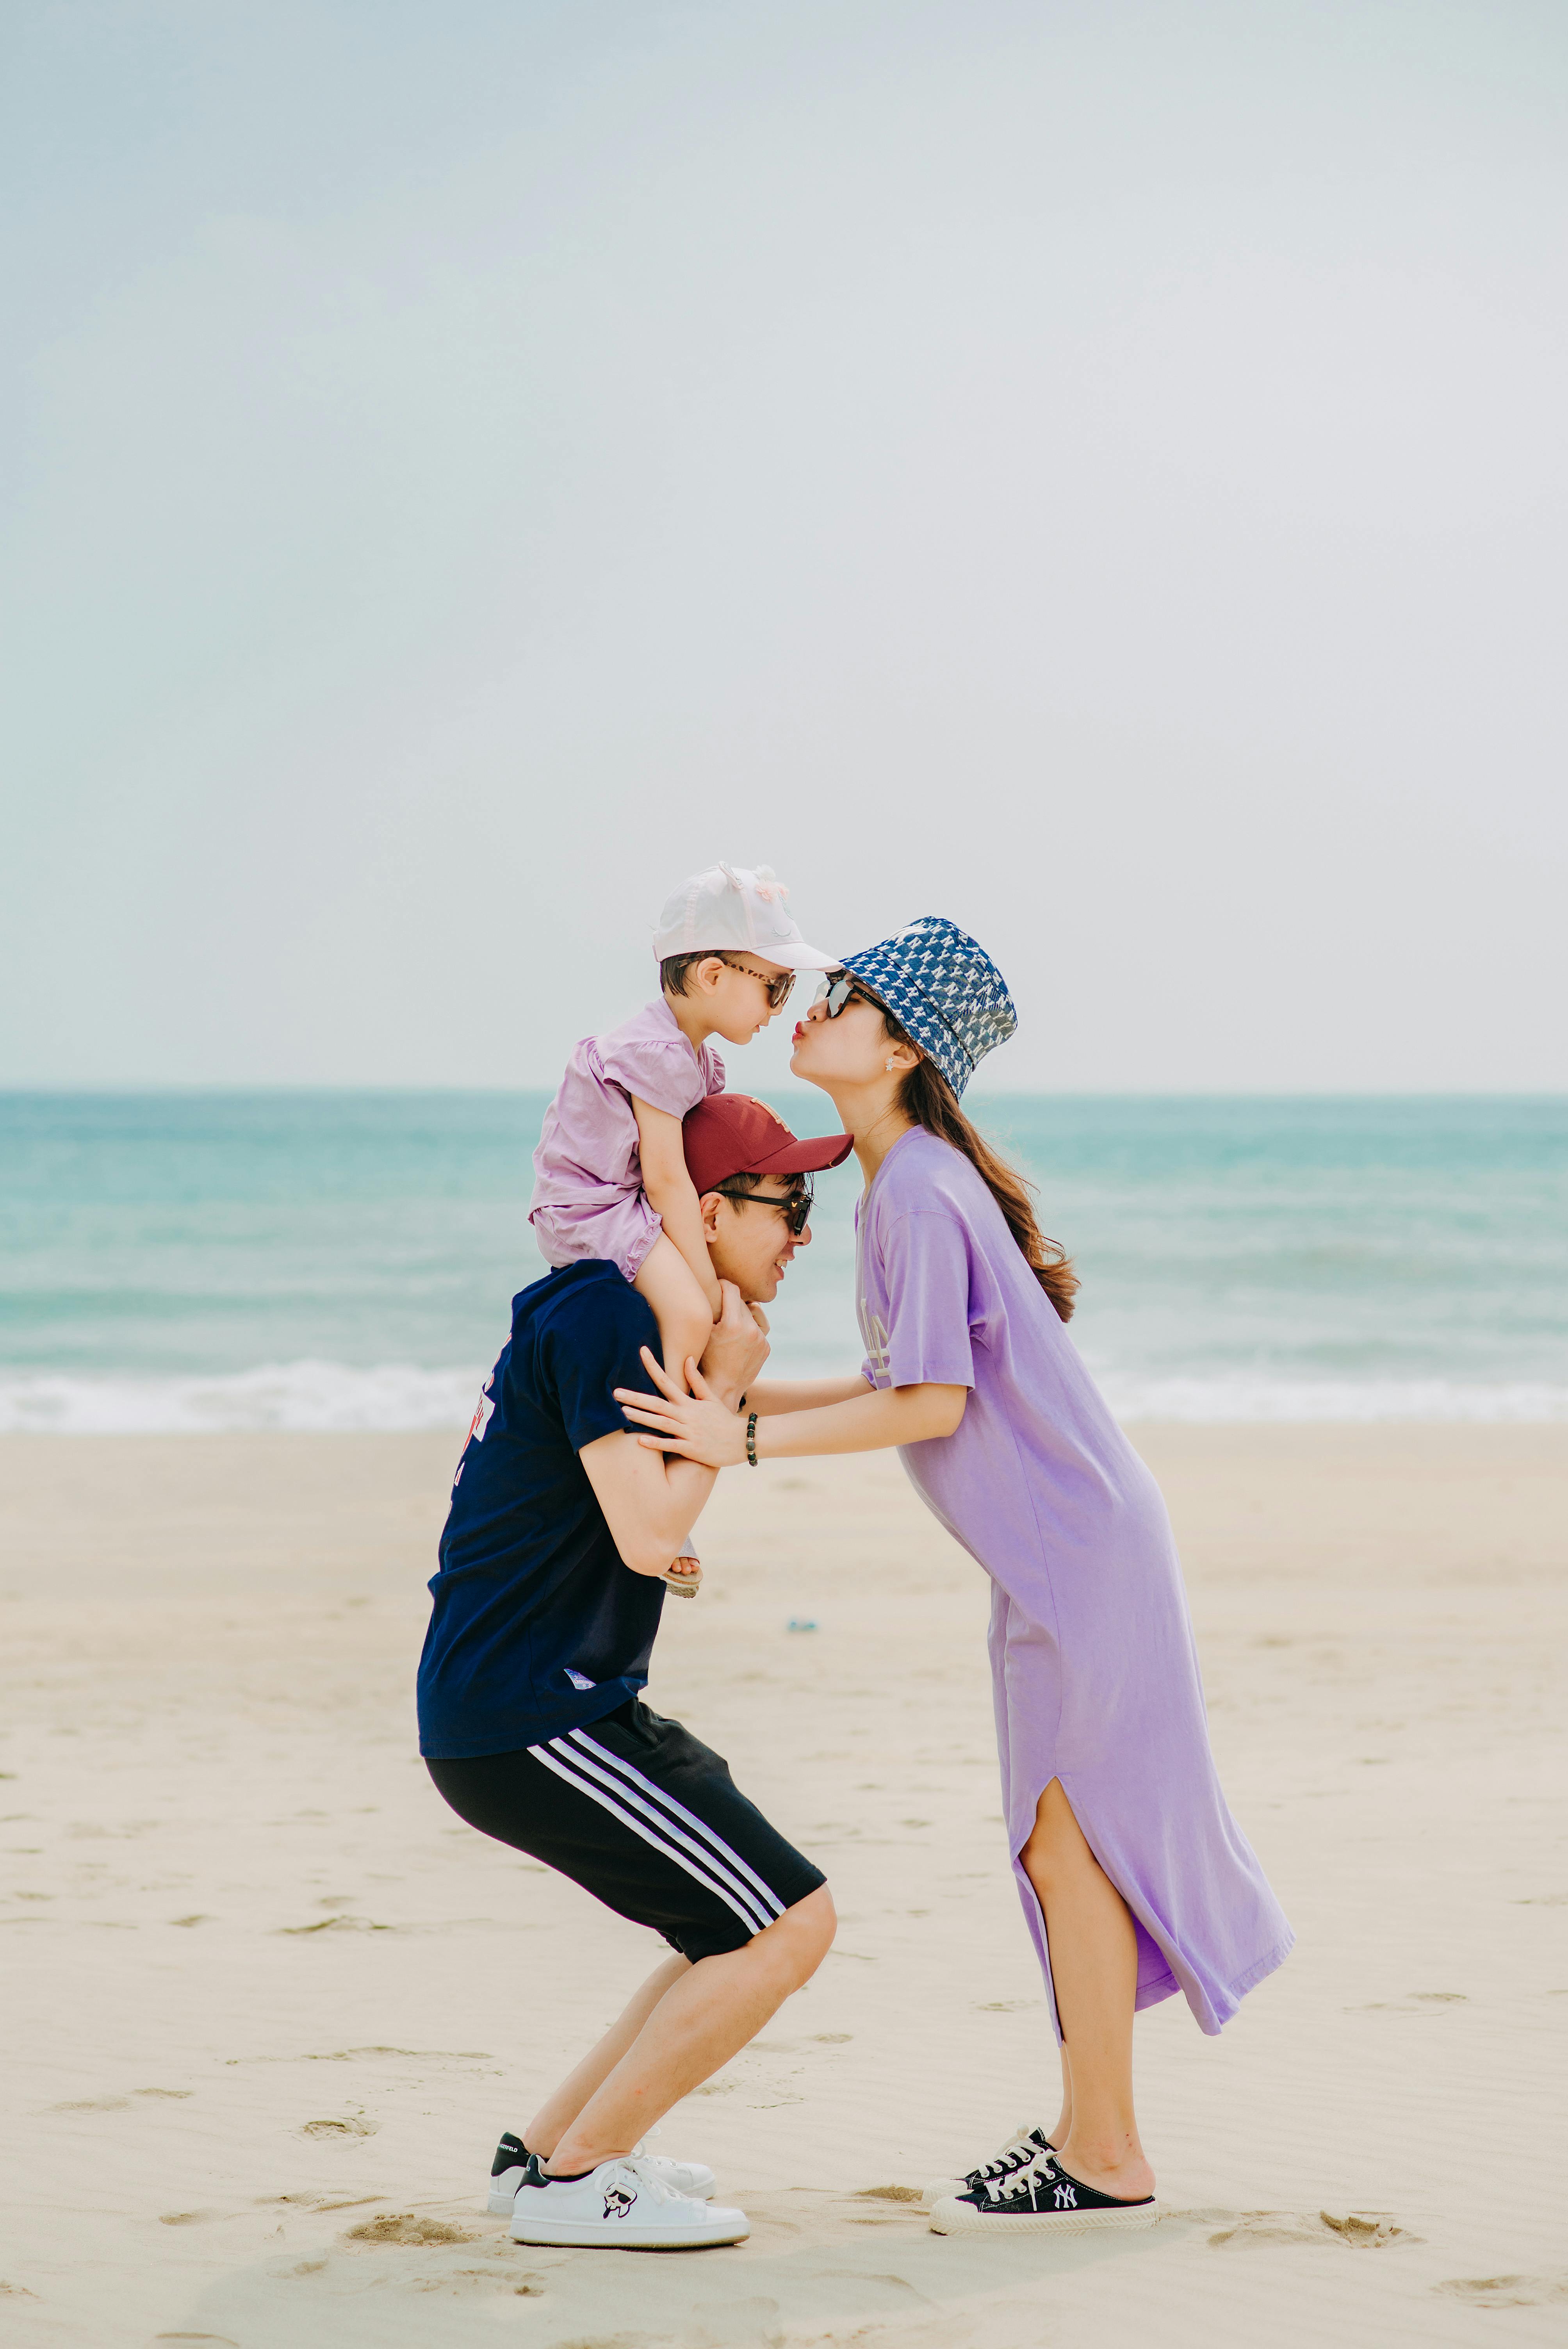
[{"xmin": 682, "ymin": 1093, "xmax": 853, "ymax": 1194}]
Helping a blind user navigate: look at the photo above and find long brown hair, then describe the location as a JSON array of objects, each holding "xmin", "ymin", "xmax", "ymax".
[{"xmin": 873, "ymin": 1000, "xmax": 1079, "ymax": 1322}]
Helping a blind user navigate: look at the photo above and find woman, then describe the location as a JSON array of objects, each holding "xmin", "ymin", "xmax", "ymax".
[{"xmin": 617, "ymin": 915, "xmax": 1293, "ymax": 2237}]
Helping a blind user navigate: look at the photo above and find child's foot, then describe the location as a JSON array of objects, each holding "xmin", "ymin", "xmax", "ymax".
[{"xmin": 663, "ymin": 1552, "xmax": 702, "ymax": 1597}]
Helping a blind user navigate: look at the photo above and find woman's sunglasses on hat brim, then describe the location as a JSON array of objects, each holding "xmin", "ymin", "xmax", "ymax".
[{"xmin": 811, "ymin": 974, "xmax": 879, "ymax": 1018}]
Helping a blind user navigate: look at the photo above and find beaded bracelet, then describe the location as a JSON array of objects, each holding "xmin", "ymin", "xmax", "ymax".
[{"xmin": 745, "ymin": 1411, "xmax": 759, "ymax": 1467}]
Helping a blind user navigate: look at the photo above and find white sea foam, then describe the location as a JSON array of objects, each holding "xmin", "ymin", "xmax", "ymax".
[
  {"xmin": 1096, "ymin": 1373, "xmax": 1568, "ymax": 1424},
  {"xmin": 0, "ymin": 1361, "xmax": 485, "ymax": 1436},
  {"xmin": 2, "ymin": 1358, "xmax": 1566, "ymax": 1434}
]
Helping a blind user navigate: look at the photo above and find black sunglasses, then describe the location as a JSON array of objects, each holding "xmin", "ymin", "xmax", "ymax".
[{"xmin": 715, "ymin": 1178, "xmax": 813, "ymax": 1237}]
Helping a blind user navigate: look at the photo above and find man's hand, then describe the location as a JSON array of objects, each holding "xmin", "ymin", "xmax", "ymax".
[
  {"xmin": 695, "ymin": 1279, "xmax": 769, "ymax": 1408},
  {"xmin": 615, "ymin": 1352, "xmax": 750, "ymax": 1469}
]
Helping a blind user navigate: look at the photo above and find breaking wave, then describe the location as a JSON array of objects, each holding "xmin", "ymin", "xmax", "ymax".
[{"xmin": 3, "ymin": 1359, "xmax": 1566, "ymax": 1434}]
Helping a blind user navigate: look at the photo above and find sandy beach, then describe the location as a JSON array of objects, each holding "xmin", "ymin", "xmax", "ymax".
[{"xmin": 1, "ymin": 1422, "xmax": 1563, "ymax": 2346}]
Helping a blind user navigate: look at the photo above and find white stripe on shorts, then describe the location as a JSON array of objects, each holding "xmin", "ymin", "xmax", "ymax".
[
  {"xmin": 545, "ymin": 1731, "xmax": 782, "ymax": 1932},
  {"xmin": 562, "ymin": 1729, "xmax": 788, "ymax": 1922},
  {"xmin": 527, "ymin": 1743, "xmax": 771, "ymax": 1938}
]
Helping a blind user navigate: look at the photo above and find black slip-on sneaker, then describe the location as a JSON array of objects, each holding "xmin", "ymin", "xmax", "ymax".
[{"xmin": 929, "ymin": 2151, "xmax": 1157, "ymax": 2236}]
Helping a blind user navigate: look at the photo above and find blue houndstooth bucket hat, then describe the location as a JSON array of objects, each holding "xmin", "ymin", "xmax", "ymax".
[{"xmin": 840, "ymin": 915, "xmax": 1017, "ymax": 1097}]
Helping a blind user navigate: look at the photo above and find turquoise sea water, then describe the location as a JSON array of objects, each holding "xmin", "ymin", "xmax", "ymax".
[{"xmin": 2, "ymin": 1091, "xmax": 1564, "ymax": 1429}]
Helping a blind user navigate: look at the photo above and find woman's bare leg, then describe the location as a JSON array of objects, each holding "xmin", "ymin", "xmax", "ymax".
[
  {"xmin": 1047, "ymin": 2043, "xmax": 1072, "ymax": 2148},
  {"xmin": 633, "ymin": 1235, "xmax": 716, "ymax": 1391},
  {"xmin": 1020, "ymin": 1778, "xmax": 1154, "ymax": 2200}
]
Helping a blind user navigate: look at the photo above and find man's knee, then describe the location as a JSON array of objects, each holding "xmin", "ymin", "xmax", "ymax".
[{"xmin": 764, "ymin": 1883, "xmax": 835, "ymax": 1989}]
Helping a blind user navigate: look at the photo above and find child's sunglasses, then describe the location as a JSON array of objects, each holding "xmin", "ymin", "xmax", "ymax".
[{"xmin": 722, "ymin": 957, "xmax": 796, "ymax": 1011}]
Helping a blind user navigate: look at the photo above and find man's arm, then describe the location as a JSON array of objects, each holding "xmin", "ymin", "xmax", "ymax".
[
  {"xmin": 580, "ymin": 1281, "xmax": 769, "ymax": 1574},
  {"xmin": 579, "ymin": 1434, "xmax": 718, "ymax": 1577}
]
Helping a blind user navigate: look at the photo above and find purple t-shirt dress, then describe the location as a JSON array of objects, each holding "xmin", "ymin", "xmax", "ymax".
[
  {"xmin": 530, "ymin": 999, "xmax": 725, "ymax": 1282},
  {"xmin": 857, "ymin": 1128, "xmax": 1293, "ymax": 2037}
]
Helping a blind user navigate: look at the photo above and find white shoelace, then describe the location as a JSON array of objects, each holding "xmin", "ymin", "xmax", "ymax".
[
  {"xmin": 975, "ymin": 2150, "xmax": 1058, "ymax": 2207},
  {"xmin": 967, "ymin": 2127, "xmax": 1045, "ymax": 2186},
  {"xmin": 595, "ymin": 2155, "xmax": 690, "ymax": 2209}
]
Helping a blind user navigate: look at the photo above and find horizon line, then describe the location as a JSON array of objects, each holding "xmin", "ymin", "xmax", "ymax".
[{"xmin": 2, "ymin": 1083, "xmax": 1564, "ymax": 1103}]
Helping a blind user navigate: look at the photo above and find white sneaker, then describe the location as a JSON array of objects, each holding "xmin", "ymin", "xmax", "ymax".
[
  {"xmin": 508, "ymin": 2153, "xmax": 748, "ymax": 2249},
  {"xmin": 487, "ymin": 2129, "xmax": 716, "ymax": 2214},
  {"xmin": 923, "ymin": 2120, "xmax": 1053, "ymax": 2208}
]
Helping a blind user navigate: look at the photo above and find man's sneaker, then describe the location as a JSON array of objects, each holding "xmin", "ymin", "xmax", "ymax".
[
  {"xmin": 929, "ymin": 2151, "xmax": 1157, "ymax": 2236},
  {"xmin": 508, "ymin": 2153, "xmax": 748, "ymax": 2249},
  {"xmin": 486, "ymin": 2130, "xmax": 715, "ymax": 2214},
  {"xmin": 922, "ymin": 2121, "xmax": 1053, "ymax": 2208}
]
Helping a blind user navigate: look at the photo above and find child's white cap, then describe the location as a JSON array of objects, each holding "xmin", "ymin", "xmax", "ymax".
[{"xmin": 652, "ymin": 863, "xmax": 838, "ymax": 971}]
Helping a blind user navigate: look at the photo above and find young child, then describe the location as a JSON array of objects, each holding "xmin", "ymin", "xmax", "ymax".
[{"xmin": 529, "ymin": 861, "xmax": 836, "ymax": 1388}]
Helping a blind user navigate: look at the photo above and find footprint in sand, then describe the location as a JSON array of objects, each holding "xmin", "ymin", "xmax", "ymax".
[
  {"xmin": 301, "ymin": 2116, "xmax": 379, "ymax": 2138},
  {"xmin": 344, "ymin": 2214, "xmax": 476, "ymax": 2246},
  {"xmin": 1436, "ymin": 2273, "xmax": 1568, "ymax": 2308},
  {"xmin": 1206, "ymin": 2210, "xmax": 1416, "ymax": 2249},
  {"xmin": 278, "ymin": 1916, "xmax": 395, "ymax": 1936}
]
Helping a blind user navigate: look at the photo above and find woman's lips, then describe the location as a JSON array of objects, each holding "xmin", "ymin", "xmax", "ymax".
[{"xmin": 791, "ymin": 1022, "xmax": 805, "ymax": 1041}]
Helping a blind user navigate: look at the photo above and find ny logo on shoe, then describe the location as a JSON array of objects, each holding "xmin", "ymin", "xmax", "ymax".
[
  {"xmin": 1053, "ymin": 2181, "xmax": 1077, "ymax": 2207},
  {"xmin": 603, "ymin": 2186, "xmax": 636, "ymax": 2220}
]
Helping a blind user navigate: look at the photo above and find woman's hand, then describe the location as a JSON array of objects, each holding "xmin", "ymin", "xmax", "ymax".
[{"xmin": 615, "ymin": 1351, "xmax": 750, "ymax": 1468}]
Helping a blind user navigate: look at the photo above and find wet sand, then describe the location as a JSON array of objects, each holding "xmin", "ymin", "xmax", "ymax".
[{"xmin": 1, "ymin": 1424, "xmax": 1564, "ymax": 2345}]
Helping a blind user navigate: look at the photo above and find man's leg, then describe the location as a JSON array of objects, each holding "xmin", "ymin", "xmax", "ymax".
[
  {"xmin": 547, "ymin": 1887, "xmax": 836, "ymax": 2174},
  {"xmin": 523, "ymin": 1952, "xmax": 690, "ymax": 2160}
]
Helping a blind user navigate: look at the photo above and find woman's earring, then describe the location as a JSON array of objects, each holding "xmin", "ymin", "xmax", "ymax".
[{"xmin": 885, "ymin": 1059, "xmax": 895, "ymax": 1072}]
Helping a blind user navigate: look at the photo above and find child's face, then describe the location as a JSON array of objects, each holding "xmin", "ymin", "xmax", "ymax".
[{"xmin": 687, "ymin": 955, "xmax": 794, "ymax": 1045}]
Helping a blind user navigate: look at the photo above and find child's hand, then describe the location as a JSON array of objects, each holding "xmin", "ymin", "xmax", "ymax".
[{"xmin": 663, "ymin": 1552, "xmax": 702, "ymax": 1597}]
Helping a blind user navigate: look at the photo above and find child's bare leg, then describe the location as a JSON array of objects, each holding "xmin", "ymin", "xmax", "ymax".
[{"xmin": 633, "ymin": 1234, "xmax": 717, "ymax": 1392}]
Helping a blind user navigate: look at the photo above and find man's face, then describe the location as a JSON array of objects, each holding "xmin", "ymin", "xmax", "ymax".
[{"xmin": 700, "ymin": 1182, "xmax": 811, "ymax": 1303}]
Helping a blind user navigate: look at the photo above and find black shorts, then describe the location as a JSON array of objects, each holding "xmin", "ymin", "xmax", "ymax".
[{"xmin": 426, "ymin": 1700, "xmax": 825, "ymax": 1965}]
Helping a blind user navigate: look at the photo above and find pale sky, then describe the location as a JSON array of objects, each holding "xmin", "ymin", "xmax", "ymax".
[{"xmin": 3, "ymin": 0, "xmax": 1565, "ymax": 1094}]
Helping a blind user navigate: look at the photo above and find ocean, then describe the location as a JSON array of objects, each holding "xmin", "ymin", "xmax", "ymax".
[{"xmin": 2, "ymin": 1091, "xmax": 1564, "ymax": 1432}]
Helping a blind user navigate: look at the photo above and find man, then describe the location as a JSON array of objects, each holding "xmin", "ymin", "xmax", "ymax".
[{"xmin": 417, "ymin": 1093, "xmax": 852, "ymax": 2251}]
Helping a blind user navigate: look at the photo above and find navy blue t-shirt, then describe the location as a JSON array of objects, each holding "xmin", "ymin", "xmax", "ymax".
[{"xmin": 417, "ymin": 1263, "xmax": 666, "ymax": 1760}]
